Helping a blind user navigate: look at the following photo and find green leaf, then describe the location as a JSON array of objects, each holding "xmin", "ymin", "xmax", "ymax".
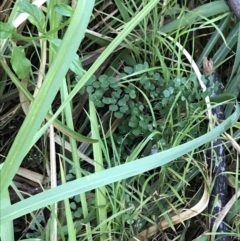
[
  {"xmin": 92, "ymin": 81, "xmax": 100, "ymax": 88},
  {"xmin": 139, "ymin": 105, "xmax": 144, "ymax": 111},
  {"xmin": 109, "ymin": 105, "xmax": 118, "ymax": 111},
  {"xmin": 120, "ymin": 105, "xmax": 128, "ymax": 113},
  {"xmin": 153, "ymin": 72, "xmax": 160, "ymax": 80},
  {"xmin": 102, "ymin": 97, "xmax": 112, "ymax": 104},
  {"xmin": 95, "ymin": 90, "xmax": 104, "ymax": 99},
  {"xmin": 100, "ymin": 81, "xmax": 109, "ymax": 88},
  {"xmin": 114, "ymin": 112, "xmax": 123, "ymax": 119},
  {"xmin": 132, "ymin": 107, "xmax": 139, "ymax": 115},
  {"xmin": 181, "ymin": 96, "xmax": 186, "ymax": 101},
  {"xmin": 148, "ymin": 70, "xmax": 154, "ymax": 76},
  {"xmin": 99, "ymin": 75, "xmax": 108, "ymax": 83},
  {"xmin": 132, "ymin": 128, "xmax": 142, "ymax": 136},
  {"xmin": 118, "ymin": 98, "xmax": 126, "ymax": 106},
  {"xmin": 135, "ymin": 63, "xmax": 145, "ymax": 72},
  {"xmin": 10, "ymin": 46, "xmax": 31, "ymax": 79},
  {"xmin": 168, "ymin": 86, "xmax": 174, "ymax": 94},
  {"xmin": 112, "ymin": 90, "xmax": 122, "ymax": 98},
  {"xmin": 129, "ymin": 121, "xmax": 138, "ymax": 128},
  {"xmin": 18, "ymin": 0, "xmax": 45, "ymax": 32},
  {"xmin": 129, "ymin": 90, "xmax": 136, "ymax": 98},
  {"xmin": 108, "ymin": 77, "xmax": 117, "ymax": 84},
  {"xmin": 150, "ymin": 84, "xmax": 155, "ymax": 90},
  {"xmin": 140, "ymin": 74, "xmax": 147, "ymax": 84},
  {"xmin": 124, "ymin": 66, "xmax": 133, "ymax": 74},
  {"xmin": 163, "ymin": 89, "xmax": 170, "ymax": 98},
  {"xmin": 144, "ymin": 81, "xmax": 151, "ymax": 90},
  {"xmin": 54, "ymin": 3, "xmax": 74, "ymax": 17},
  {"xmin": 162, "ymin": 97, "xmax": 168, "ymax": 105},
  {"xmin": 95, "ymin": 100, "xmax": 104, "ymax": 108},
  {"xmin": 86, "ymin": 86, "xmax": 94, "ymax": 94},
  {"xmin": 123, "ymin": 95, "xmax": 130, "ymax": 102},
  {"xmin": 139, "ymin": 120, "xmax": 148, "ymax": 130},
  {"xmin": 0, "ymin": 22, "xmax": 16, "ymax": 39},
  {"xmin": 143, "ymin": 62, "xmax": 149, "ymax": 69},
  {"xmin": 130, "ymin": 115, "xmax": 138, "ymax": 123},
  {"xmin": 70, "ymin": 202, "xmax": 76, "ymax": 210}
]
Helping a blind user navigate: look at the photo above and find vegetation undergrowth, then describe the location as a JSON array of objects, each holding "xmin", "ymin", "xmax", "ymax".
[{"xmin": 0, "ymin": 0, "xmax": 240, "ymax": 241}]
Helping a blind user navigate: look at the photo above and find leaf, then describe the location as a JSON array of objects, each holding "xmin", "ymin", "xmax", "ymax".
[
  {"xmin": 153, "ymin": 72, "xmax": 160, "ymax": 80},
  {"xmin": 120, "ymin": 105, "xmax": 128, "ymax": 113},
  {"xmin": 100, "ymin": 81, "xmax": 109, "ymax": 88},
  {"xmin": 18, "ymin": 0, "xmax": 45, "ymax": 32},
  {"xmin": 0, "ymin": 22, "xmax": 16, "ymax": 39},
  {"xmin": 10, "ymin": 46, "xmax": 31, "ymax": 79},
  {"xmin": 109, "ymin": 105, "xmax": 118, "ymax": 111},
  {"xmin": 49, "ymin": 39, "xmax": 84, "ymax": 76},
  {"xmin": 99, "ymin": 75, "xmax": 108, "ymax": 83},
  {"xmin": 108, "ymin": 77, "xmax": 116, "ymax": 84},
  {"xmin": 129, "ymin": 121, "xmax": 138, "ymax": 128},
  {"xmin": 140, "ymin": 74, "xmax": 147, "ymax": 84},
  {"xmin": 163, "ymin": 89, "xmax": 170, "ymax": 98},
  {"xmin": 93, "ymin": 82, "xmax": 100, "ymax": 88},
  {"xmin": 165, "ymin": 3, "xmax": 182, "ymax": 15},
  {"xmin": 150, "ymin": 84, "xmax": 155, "ymax": 90},
  {"xmin": 86, "ymin": 86, "xmax": 94, "ymax": 94},
  {"xmin": 129, "ymin": 90, "xmax": 136, "ymax": 99},
  {"xmin": 162, "ymin": 98, "xmax": 168, "ymax": 105},
  {"xmin": 102, "ymin": 97, "xmax": 112, "ymax": 104},
  {"xmin": 139, "ymin": 105, "xmax": 144, "ymax": 111},
  {"xmin": 210, "ymin": 93, "xmax": 236, "ymax": 104},
  {"xmin": 124, "ymin": 66, "xmax": 133, "ymax": 74},
  {"xmin": 168, "ymin": 86, "xmax": 174, "ymax": 94},
  {"xmin": 54, "ymin": 3, "xmax": 74, "ymax": 17},
  {"xmin": 144, "ymin": 81, "xmax": 151, "ymax": 90},
  {"xmin": 114, "ymin": 111, "xmax": 124, "ymax": 119},
  {"xmin": 135, "ymin": 63, "xmax": 145, "ymax": 72},
  {"xmin": 132, "ymin": 128, "xmax": 142, "ymax": 136},
  {"xmin": 112, "ymin": 90, "xmax": 122, "ymax": 98}
]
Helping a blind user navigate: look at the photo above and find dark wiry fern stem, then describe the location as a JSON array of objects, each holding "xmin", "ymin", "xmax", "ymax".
[
  {"xmin": 226, "ymin": 0, "xmax": 240, "ymax": 19},
  {"xmin": 203, "ymin": 57, "xmax": 230, "ymax": 241}
]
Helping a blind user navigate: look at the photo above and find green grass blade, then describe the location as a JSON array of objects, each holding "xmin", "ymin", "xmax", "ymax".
[
  {"xmin": 59, "ymin": 161, "xmax": 76, "ymax": 241},
  {"xmin": 0, "ymin": 104, "xmax": 238, "ymax": 222},
  {"xmin": 160, "ymin": 1, "xmax": 229, "ymax": 33},
  {"xmin": 0, "ymin": 0, "xmax": 95, "ymax": 192},
  {"xmin": 61, "ymin": 80, "xmax": 93, "ymax": 240},
  {"xmin": 89, "ymin": 101, "xmax": 107, "ymax": 241},
  {"xmin": 0, "ymin": 190, "xmax": 14, "ymax": 241}
]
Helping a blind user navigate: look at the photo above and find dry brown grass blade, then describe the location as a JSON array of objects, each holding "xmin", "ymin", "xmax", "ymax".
[
  {"xmin": 19, "ymin": 78, "xmax": 31, "ymax": 115},
  {"xmin": 224, "ymin": 132, "xmax": 240, "ymax": 154},
  {"xmin": 0, "ymin": 104, "xmax": 21, "ymax": 127},
  {"xmin": 0, "ymin": 0, "xmax": 13, "ymax": 21},
  {"xmin": 17, "ymin": 167, "xmax": 45, "ymax": 184},
  {"xmin": 131, "ymin": 183, "xmax": 210, "ymax": 241}
]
